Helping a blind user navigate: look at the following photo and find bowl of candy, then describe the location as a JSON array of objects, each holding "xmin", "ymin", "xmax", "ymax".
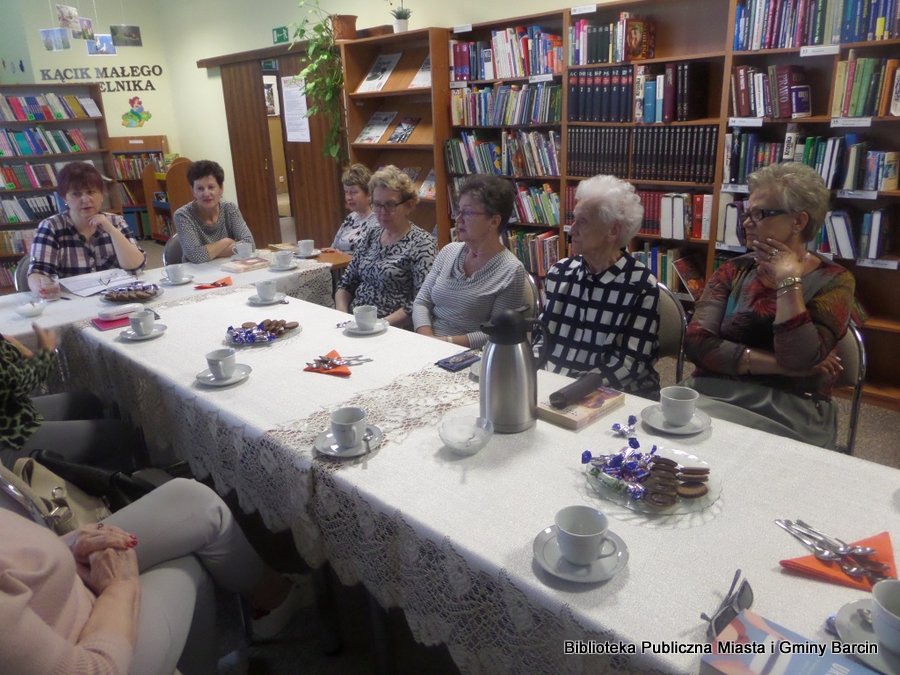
[{"xmin": 439, "ymin": 405, "xmax": 493, "ymax": 456}]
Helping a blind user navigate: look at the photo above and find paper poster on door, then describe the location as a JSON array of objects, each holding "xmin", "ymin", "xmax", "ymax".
[{"xmin": 281, "ymin": 76, "xmax": 310, "ymax": 143}]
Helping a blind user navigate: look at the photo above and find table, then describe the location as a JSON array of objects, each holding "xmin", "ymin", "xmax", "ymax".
[{"xmin": 64, "ymin": 294, "xmax": 900, "ymax": 674}]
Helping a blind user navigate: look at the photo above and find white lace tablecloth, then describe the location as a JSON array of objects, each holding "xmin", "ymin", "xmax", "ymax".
[{"xmin": 64, "ymin": 295, "xmax": 900, "ymax": 674}]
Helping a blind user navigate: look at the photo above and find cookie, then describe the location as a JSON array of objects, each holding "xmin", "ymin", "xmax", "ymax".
[
  {"xmin": 677, "ymin": 481, "xmax": 709, "ymax": 499},
  {"xmin": 650, "ymin": 456, "xmax": 678, "ymax": 469},
  {"xmin": 676, "ymin": 472, "xmax": 708, "ymax": 483},
  {"xmin": 678, "ymin": 465, "xmax": 710, "ymax": 476},
  {"xmin": 284, "ymin": 321, "xmax": 299, "ymax": 330},
  {"xmin": 646, "ymin": 491, "xmax": 678, "ymax": 507}
]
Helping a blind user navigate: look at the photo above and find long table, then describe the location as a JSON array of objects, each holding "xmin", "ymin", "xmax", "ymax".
[{"xmin": 63, "ymin": 292, "xmax": 899, "ymax": 673}]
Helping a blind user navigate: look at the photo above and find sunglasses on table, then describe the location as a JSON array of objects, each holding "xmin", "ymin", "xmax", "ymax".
[{"xmin": 699, "ymin": 569, "xmax": 754, "ymax": 641}]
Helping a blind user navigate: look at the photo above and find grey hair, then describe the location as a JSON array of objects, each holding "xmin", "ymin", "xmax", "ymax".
[
  {"xmin": 748, "ymin": 162, "xmax": 830, "ymax": 242},
  {"xmin": 369, "ymin": 165, "xmax": 418, "ymax": 203},
  {"xmin": 574, "ymin": 174, "xmax": 643, "ymax": 248}
]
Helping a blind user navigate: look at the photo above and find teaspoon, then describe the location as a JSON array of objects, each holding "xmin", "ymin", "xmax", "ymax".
[
  {"xmin": 774, "ymin": 520, "xmax": 843, "ymax": 561},
  {"xmin": 795, "ymin": 520, "xmax": 877, "ymax": 557}
]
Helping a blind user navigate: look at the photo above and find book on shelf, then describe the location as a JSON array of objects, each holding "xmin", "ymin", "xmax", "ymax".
[
  {"xmin": 399, "ymin": 166, "xmax": 422, "ymax": 183},
  {"xmin": 220, "ymin": 256, "xmax": 270, "ymax": 273},
  {"xmin": 353, "ymin": 111, "xmax": 397, "ymax": 144},
  {"xmin": 76, "ymin": 96, "xmax": 102, "ymax": 117},
  {"xmin": 672, "ymin": 255, "xmax": 707, "ymax": 301},
  {"xmin": 417, "ymin": 168, "xmax": 436, "ymax": 200},
  {"xmin": 536, "ymin": 385, "xmax": 625, "ymax": 430},
  {"xmin": 386, "ymin": 116, "xmax": 420, "ymax": 144},
  {"xmin": 824, "ymin": 210, "xmax": 856, "ymax": 259},
  {"xmin": 356, "ymin": 53, "xmax": 402, "ymax": 93},
  {"xmin": 409, "ymin": 55, "xmax": 431, "ymax": 89},
  {"xmin": 623, "ymin": 17, "xmax": 655, "ymax": 61}
]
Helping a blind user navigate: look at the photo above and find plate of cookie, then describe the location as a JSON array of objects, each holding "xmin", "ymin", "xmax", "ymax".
[
  {"xmin": 100, "ymin": 282, "xmax": 163, "ymax": 303},
  {"xmin": 584, "ymin": 447, "xmax": 722, "ymax": 515},
  {"xmin": 225, "ymin": 319, "xmax": 302, "ymax": 346}
]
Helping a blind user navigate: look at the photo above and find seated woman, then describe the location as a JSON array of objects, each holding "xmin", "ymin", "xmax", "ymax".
[
  {"xmin": 173, "ymin": 159, "xmax": 255, "ymax": 263},
  {"xmin": 335, "ymin": 165, "xmax": 435, "ymax": 327},
  {"xmin": 539, "ymin": 174, "xmax": 660, "ymax": 398},
  {"xmin": 330, "ymin": 163, "xmax": 378, "ymax": 253},
  {"xmin": 27, "ymin": 162, "xmax": 145, "ymax": 292},
  {"xmin": 683, "ymin": 163, "xmax": 853, "ymax": 449},
  {"xmin": 0, "ymin": 477, "xmax": 303, "ymax": 674},
  {"xmin": 413, "ymin": 175, "xmax": 526, "ymax": 348},
  {"xmin": 0, "ymin": 324, "xmax": 140, "ymax": 471}
]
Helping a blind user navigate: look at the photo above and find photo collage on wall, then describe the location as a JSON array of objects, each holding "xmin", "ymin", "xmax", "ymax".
[{"xmin": 38, "ymin": 5, "xmax": 143, "ymax": 53}]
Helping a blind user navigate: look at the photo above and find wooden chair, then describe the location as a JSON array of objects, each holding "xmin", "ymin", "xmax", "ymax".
[
  {"xmin": 14, "ymin": 255, "xmax": 30, "ymax": 292},
  {"xmin": 162, "ymin": 233, "xmax": 183, "ymax": 265},
  {"xmin": 656, "ymin": 282, "xmax": 687, "ymax": 382},
  {"xmin": 834, "ymin": 322, "xmax": 866, "ymax": 455}
]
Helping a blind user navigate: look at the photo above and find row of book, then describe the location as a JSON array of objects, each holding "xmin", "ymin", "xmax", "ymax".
[
  {"xmin": 511, "ymin": 182, "xmax": 561, "ymax": 226},
  {"xmin": 112, "ymin": 151, "xmax": 165, "ymax": 180},
  {"xmin": 445, "ymin": 130, "xmax": 561, "ymax": 178},
  {"xmin": 566, "ymin": 127, "xmax": 629, "ymax": 178},
  {"xmin": 2, "ymin": 163, "xmax": 59, "ymax": 190},
  {"xmin": 568, "ymin": 13, "xmax": 655, "ymax": 66},
  {"xmin": 636, "ymin": 62, "xmax": 710, "ymax": 123},
  {"xmin": 0, "ymin": 125, "xmax": 92, "ymax": 158},
  {"xmin": 731, "ymin": 64, "xmax": 809, "ymax": 118},
  {"xmin": 505, "ymin": 227, "xmax": 560, "ymax": 277},
  {"xmin": 723, "ymin": 130, "xmax": 786, "ymax": 184},
  {"xmin": 633, "ymin": 125, "xmax": 719, "ymax": 184},
  {"xmin": 832, "ymin": 55, "xmax": 900, "ymax": 118},
  {"xmin": 635, "ymin": 191, "xmax": 714, "ymax": 241},
  {"xmin": 0, "ymin": 260, "xmax": 18, "ymax": 288},
  {"xmin": 631, "ymin": 245, "xmax": 705, "ymax": 300},
  {"xmin": 822, "ymin": 208, "xmax": 893, "ymax": 259},
  {"xmin": 450, "ymin": 24, "xmax": 563, "ymax": 82},
  {"xmin": 1, "ymin": 194, "xmax": 57, "ymax": 224},
  {"xmin": 449, "ymin": 82, "xmax": 562, "ymax": 127},
  {"xmin": 114, "ymin": 182, "xmax": 141, "ymax": 208},
  {"xmin": 0, "ymin": 92, "xmax": 101, "ymax": 122},
  {"xmin": 567, "ymin": 67, "xmax": 633, "ymax": 123},
  {"xmin": 734, "ymin": 0, "xmax": 898, "ymax": 51}
]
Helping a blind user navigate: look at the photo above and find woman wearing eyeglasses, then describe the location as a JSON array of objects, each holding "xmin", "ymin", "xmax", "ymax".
[
  {"xmin": 335, "ymin": 165, "xmax": 435, "ymax": 327},
  {"xmin": 684, "ymin": 162, "xmax": 855, "ymax": 449},
  {"xmin": 412, "ymin": 175, "xmax": 526, "ymax": 348}
]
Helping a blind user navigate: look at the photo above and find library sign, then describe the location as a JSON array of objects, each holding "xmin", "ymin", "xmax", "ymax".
[{"xmin": 38, "ymin": 65, "xmax": 164, "ymax": 92}]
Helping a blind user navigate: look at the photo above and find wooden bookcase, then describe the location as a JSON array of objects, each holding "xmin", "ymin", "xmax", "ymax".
[
  {"xmin": 141, "ymin": 157, "xmax": 192, "ymax": 243},
  {"xmin": 108, "ymin": 135, "xmax": 169, "ymax": 239},
  {"xmin": 0, "ymin": 82, "xmax": 120, "ymax": 293},
  {"xmin": 341, "ymin": 27, "xmax": 452, "ymax": 244}
]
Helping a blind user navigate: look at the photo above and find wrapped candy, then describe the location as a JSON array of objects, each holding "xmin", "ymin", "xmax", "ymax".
[
  {"xmin": 226, "ymin": 324, "xmax": 276, "ymax": 345},
  {"xmin": 581, "ymin": 429, "xmax": 658, "ymax": 500}
]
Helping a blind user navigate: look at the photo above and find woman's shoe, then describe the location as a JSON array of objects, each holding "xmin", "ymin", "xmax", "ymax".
[{"xmin": 250, "ymin": 583, "xmax": 306, "ymax": 641}]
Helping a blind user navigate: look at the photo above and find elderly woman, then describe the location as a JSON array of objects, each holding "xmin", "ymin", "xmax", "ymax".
[
  {"xmin": 335, "ymin": 165, "xmax": 435, "ymax": 327},
  {"xmin": 413, "ymin": 175, "xmax": 526, "ymax": 348},
  {"xmin": 27, "ymin": 162, "xmax": 145, "ymax": 292},
  {"xmin": 173, "ymin": 159, "xmax": 255, "ymax": 263},
  {"xmin": 539, "ymin": 174, "xmax": 660, "ymax": 398},
  {"xmin": 684, "ymin": 163, "xmax": 853, "ymax": 449},
  {"xmin": 331, "ymin": 163, "xmax": 378, "ymax": 252},
  {"xmin": 0, "ymin": 477, "xmax": 303, "ymax": 674}
]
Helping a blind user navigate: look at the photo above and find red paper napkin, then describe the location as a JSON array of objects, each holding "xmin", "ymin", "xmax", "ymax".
[
  {"xmin": 194, "ymin": 276, "xmax": 233, "ymax": 290},
  {"xmin": 780, "ymin": 531, "xmax": 896, "ymax": 590},
  {"xmin": 303, "ymin": 349, "xmax": 351, "ymax": 377},
  {"xmin": 91, "ymin": 316, "xmax": 130, "ymax": 331}
]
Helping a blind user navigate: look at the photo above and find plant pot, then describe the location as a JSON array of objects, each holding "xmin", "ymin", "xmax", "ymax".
[
  {"xmin": 392, "ymin": 19, "xmax": 409, "ymax": 33},
  {"xmin": 331, "ymin": 14, "xmax": 357, "ymax": 40}
]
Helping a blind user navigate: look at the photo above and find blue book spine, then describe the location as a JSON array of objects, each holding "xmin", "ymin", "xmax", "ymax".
[{"xmin": 643, "ymin": 80, "xmax": 657, "ymax": 122}]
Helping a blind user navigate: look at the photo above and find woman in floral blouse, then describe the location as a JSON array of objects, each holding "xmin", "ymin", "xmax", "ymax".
[{"xmin": 330, "ymin": 164, "xmax": 378, "ymax": 253}]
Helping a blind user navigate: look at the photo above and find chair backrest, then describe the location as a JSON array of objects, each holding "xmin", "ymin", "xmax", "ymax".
[
  {"xmin": 162, "ymin": 233, "xmax": 183, "ymax": 265},
  {"xmin": 14, "ymin": 255, "xmax": 30, "ymax": 292},
  {"xmin": 521, "ymin": 271, "xmax": 541, "ymax": 319},
  {"xmin": 834, "ymin": 322, "xmax": 866, "ymax": 455},
  {"xmin": 656, "ymin": 282, "xmax": 687, "ymax": 382}
]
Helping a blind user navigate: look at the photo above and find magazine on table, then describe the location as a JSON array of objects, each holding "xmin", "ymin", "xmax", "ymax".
[{"xmin": 357, "ymin": 53, "xmax": 402, "ymax": 93}]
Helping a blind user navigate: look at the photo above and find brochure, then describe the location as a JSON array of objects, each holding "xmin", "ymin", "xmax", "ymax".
[
  {"xmin": 386, "ymin": 116, "xmax": 421, "ymax": 143},
  {"xmin": 354, "ymin": 111, "xmax": 398, "ymax": 144},
  {"xmin": 409, "ymin": 55, "xmax": 432, "ymax": 88},
  {"xmin": 357, "ymin": 53, "xmax": 402, "ymax": 93}
]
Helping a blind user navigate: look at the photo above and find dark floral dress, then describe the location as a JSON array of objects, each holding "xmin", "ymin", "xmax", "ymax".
[{"xmin": 0, "ymin": 338, "xmax": 56, "ymax": 451}]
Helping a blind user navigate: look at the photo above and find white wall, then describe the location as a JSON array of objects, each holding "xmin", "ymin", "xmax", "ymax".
[{"xmin": 0, "ymin": 5, "xmax": 33, "ymax": 84}]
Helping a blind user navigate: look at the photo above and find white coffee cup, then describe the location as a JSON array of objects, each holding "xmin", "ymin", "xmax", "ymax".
[
  {"xmin": 233, "ymin": 241, "xmax": 253, "ymax": 259},
  {"xmin": 129, "ymin": 309, "xmax": 155, "ymax": 337},
  {"xmin": 206, "ymin": 348, "xmax": 236, "ymax": 381},
  {"xmin": 353, "ymin": 304, "xmax": 378, "ymax": 331},
  {"xmin": 165, "ymin": 263, "xmax": 185, "ymax": 283},
  {"xmin": 873, "ymin": 579, "xmax": 900, "ymax": 653},
  {"xmin": 660, "ymin": 385, "xmax": 700, "ymax": 426},
  {"xmin": 255, "ymin": 280, "xmax": 278, "ymax": 302},
  {"xmin": 297, "ymin": 239, "xmax": 315, "ymax": 256},
  {"xmin": 274, "ymin": 250, "xmax": 293, "ymax": 267},
  {"xmin": 331, "ymin": 406, "xmax": 367, "ymax": 449},
  {"xmin": 554, "ymin": 505, "xmax": 617, "ymax": 566}
]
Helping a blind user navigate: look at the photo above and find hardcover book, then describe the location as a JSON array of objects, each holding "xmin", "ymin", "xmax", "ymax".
[
  {"xmin": 220, "ymin": 256, "xmax": 270, "ymax": 273},
  {"xmin": 537, "ymin": 386, "xmax": 625, "ymax": 430}
]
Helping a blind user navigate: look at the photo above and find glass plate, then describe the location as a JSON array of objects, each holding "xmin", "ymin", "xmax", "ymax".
[
  {"xmin": 585, "ymin": 447, "xmax": 722, "ymax": 515},
  {"xmin": 224, "ymin": 322, "xmax": 302, "ymax": 347},
  {"xmin": 100, "ymin": 283, "xmax": 163, "ymax": 303}
]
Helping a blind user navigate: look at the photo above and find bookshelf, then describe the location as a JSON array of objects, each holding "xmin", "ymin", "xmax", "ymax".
[
  {"xmin": 108, "ymin": 135, "xmax": 169, "ymax": 239},
  {"xmin": 0, "ymin": 82, "xmax": 120, "ymax": 294},
  {"xmin": 341, "ymin": 27, "xmax": 452, "ymax": 244},
  {"xmin": 141, "ymin": 157, "xmax": 192, "ymax": 243}
]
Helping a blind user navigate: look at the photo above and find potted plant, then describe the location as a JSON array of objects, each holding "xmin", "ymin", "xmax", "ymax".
[
  {"xmin": 290, "ymin": 0, "xmax": 354, "ymax": 162},
  {"xmin": 386, "ymin": 0, "xmax": 412, "ymax": 32}
]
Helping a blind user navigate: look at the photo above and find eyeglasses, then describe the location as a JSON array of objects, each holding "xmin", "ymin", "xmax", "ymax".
[
  {"xmin": 372, "ymin": 198, "xmax": 410, "ymax": 212},
  {"xmin": 699, "ymin": 569, "xmax": 754, "ymax": 641},
  {"xmin": 453, "ymin": 209, "xmax": 490, "ymax": 221},
  {"xmin": 741, "ymin": 208, "xmax": 790, "ymax": 225}
]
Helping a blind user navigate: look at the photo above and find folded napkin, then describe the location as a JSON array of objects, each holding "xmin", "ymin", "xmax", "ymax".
[
  {"xmin": 549, "ymin": 372, "xmax": 607, "ymax": 409},
  {"xmin": 194, "ymin": 276, "xmax": 233, "ymax": 290},
  {"xmin": 303, "ymin": 349, "xmax": 351, "ymax": 378},
  {"xmin": 780, "ymin": 531, "xmax": 896, "ymax": 591},
  {"xmin": 91, "ymin": 316, "xmax": 130, "ymax": 331}
]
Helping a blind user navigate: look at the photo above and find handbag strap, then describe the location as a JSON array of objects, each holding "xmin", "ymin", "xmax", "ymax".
[{"xmin": 0, "ymin": 463, "xmax": 56, "ymax": 528}]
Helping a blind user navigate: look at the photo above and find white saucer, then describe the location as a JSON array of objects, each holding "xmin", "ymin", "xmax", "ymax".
[
  {"xmin": 195, "ymin": 363, "xmax": 252, "ymax": 387},
  {"xmin": 120, "ymin": 324, "xmax": 167, "ymax": 341},
  {"xmin": 294, "ymin": 249, "xmax": 321, "ymax": 259},
  {"xmin": 835, "ymin": 599, "xmax": 900, "ymax": 674},
  {"xmin": 343, "ymin": 319, "xmax": 389, "ymax": 336},
  {"xmin": 532, "ymin": 525, "xmax": 629, "ymax": 583},
  {"xmin": 314, "ymin": 425, "xmax": 384, "ymax": 458},
  {"xmin": 269, "ymin": 262, "xmax": 299, "ymax": 272},
  {"xmin": 640, "ymin": 404, "xmax": 711, "ymax": 435},
  {"xmin": 248, "ymin": 292, "xmax": 287, "ymax": 306},
  {"xmin": 160, "ymin": 275, "xmax": 194, "ymax": 286}
]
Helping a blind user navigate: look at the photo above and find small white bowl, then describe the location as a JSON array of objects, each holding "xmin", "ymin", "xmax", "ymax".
[
  {"xmin": 439, "ymin": 405, "xmax": 493, "ymax": 456},
  {"xmin": 15, "ymin": 299, "xmax": 46, "ymax": 317}
]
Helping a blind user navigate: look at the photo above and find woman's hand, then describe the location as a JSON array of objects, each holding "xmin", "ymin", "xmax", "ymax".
[
  {"xmin": 85, "ymin": 546, "xmax": 139, "ymax": 595},
  {"xmin": 88, "ymin": 214, "xmax": 117, "ymax": 235},
  {"xmin": 4, "ymin": 334, "xmax": 33, "ymax": 359},
  {"xmin": 33, "ymin": 323, "xmax": 57, "ymax": 352},
  {"xmin": 751, "ymin": 238, "xmax": 808, "ymax": 287},
  {"xmin": 65, "ymin": 522, "xmax": 137, "ymax": 563}
]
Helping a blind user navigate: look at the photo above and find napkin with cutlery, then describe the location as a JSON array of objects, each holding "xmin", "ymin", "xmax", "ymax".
[
  {"xmin": 194, "ymin": 276, "xmax": 233, "ymax": 290},
  {"xmin": 303, "ymin": 349, "xmax": 351, "ymax": 377},
  {"xmin": 780, "ymin": 531, "xmax": 896, "ymax": 590}
]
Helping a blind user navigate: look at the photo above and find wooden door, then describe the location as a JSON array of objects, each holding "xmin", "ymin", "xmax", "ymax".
[
  {"xmin": 277, "ymin": 54, "xmax": 344, "ymax": 248},
  {"xmin": 220, "ymin": 61, "xmax": 280, "ymax": 246}
]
